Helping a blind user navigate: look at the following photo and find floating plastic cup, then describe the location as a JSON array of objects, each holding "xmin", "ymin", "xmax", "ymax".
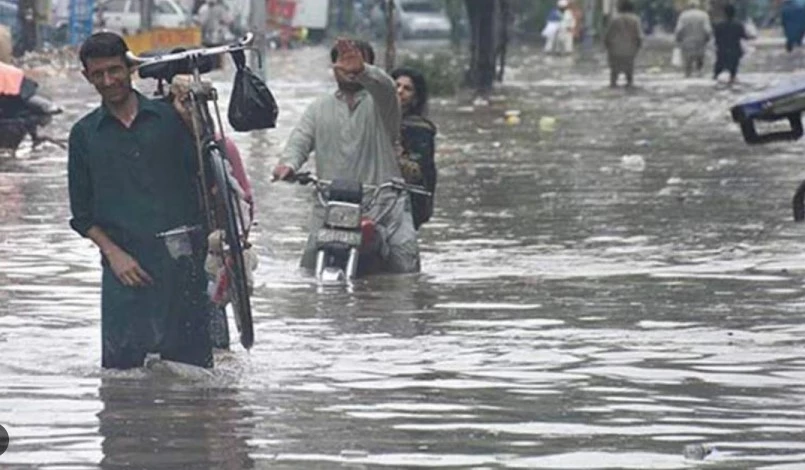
[
  {"xmin": 539, "ymin": 116, "xmax": 557, "ymax": 132},
  {"xmin": 504, "ymin": 109, "xmax": 521, "ymax": 125}
]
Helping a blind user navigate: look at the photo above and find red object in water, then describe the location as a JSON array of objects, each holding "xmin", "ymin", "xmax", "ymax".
[{"xmin": 360, "ymin": 217, "xmax": 376, "ymax": 253}]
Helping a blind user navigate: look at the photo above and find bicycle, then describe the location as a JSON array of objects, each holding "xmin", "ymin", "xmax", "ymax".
[{"xmin": 126, "ymin": 33, "xmax": 258, "ymax": 349}]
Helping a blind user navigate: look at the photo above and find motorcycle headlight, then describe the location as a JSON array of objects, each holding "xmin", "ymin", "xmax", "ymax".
[{"xmin": 325, "ymin": 202, "xmax": 362, "ymax": 229}]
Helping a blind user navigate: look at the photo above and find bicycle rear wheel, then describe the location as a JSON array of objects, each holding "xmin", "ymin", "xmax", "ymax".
[{"xmin": 209, "ymin": 144, "xmax": 254, "ymax": 350}]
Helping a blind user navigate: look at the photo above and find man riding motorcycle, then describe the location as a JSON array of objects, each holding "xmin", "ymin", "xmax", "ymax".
[
  {"xmin": 0, "ymin": 61, "xmax": 61, "ymax": 150},
  {"xmin": 272, "ymin": 39, "xmax": 420, "ymax": 275}
]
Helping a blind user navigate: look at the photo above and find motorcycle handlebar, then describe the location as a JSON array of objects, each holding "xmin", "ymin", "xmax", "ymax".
[
  {"xmin": 289, "ymin": 172, "xmax": 431, "ymax": 224},
  {"xmin": 290, "ymin": 172, "xmax": 432, "ymax": 197}
]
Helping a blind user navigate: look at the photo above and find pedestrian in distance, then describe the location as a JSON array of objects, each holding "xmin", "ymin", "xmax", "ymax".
[
  {"xmin": 713, "ymin": 3, "xmax": 754, "ymax": 86},
  {"xmin": 674, "ymin": 0, "xmax": 712, "ymax": 77},
  {"xmin": 605, "ymin": 0, "xmax": 643, "ymax": 88},
  {"xmin": 780, "ymin": 0, "xmax": 805, "ymax": 53}
]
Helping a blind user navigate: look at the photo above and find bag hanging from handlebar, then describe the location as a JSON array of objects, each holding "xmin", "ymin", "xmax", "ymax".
[{"xmin": 227, "ymin": 49, "xmax": 278, "ymax": 131}]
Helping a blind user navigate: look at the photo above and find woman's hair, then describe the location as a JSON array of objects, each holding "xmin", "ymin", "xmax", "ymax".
[{"xmin": 391, "ymin": 67, "xmax": 429, "ymax": 117}]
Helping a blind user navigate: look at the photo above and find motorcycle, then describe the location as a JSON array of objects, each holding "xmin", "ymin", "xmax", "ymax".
[
  {"xmin": 289, "ymin": 172, "xmax": 430, "ymax": 284},
  {"xmin": 0, "ymin": 84, "xmax": 63, "ymax": 154}
]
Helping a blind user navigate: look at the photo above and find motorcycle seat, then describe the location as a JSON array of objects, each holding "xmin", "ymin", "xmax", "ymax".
[
  {"xmin": 732, "ymin": 81, "xmax": 805, "ymax": 122},
  {"xmin": 26, "ymin": 95, "xmax": 62, "ymax": 116}
]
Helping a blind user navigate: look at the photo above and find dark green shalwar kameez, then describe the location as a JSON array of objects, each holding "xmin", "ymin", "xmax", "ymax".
[{"xmin": 68, "ymin": 92, "xmax": 213, "ymax": 369}]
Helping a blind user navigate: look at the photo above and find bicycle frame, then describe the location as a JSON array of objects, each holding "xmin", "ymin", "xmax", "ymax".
[{"xmin": 126, "ymin": 34, "xmax": 259, "ymax": 349}]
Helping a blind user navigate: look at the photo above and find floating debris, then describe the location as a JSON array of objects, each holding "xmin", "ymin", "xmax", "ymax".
[
  {"xmin": 539, "ymin": 116, "xmax": 556, "ymax": 132},
  {"xmin": 472, "ymin": 96, "xmax": 490, "ymax": 107},
  {"xmin": 621, "ymin": 154, "xmax": 646, "ymax": 172},
  {"xmin": 683, "ymin": 443, "xmax": 714, "ymax": 461},
  {"xmin": 504, "ymin": 109, "xmax": 521, "ymax": 125}
]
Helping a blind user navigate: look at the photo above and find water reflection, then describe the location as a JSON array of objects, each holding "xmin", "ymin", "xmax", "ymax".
[
  {"xmin": 0, "ymin": 172, "xmax": 24, "ymax": 222},
  {"xmin": 98, "ymin": 377, "xmax": 254, "ymax": 470}
]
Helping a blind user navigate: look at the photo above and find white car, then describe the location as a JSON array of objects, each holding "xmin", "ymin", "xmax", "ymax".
[
  {"xmin": 371, "ymin": 0, "xmax": 451, "ymax": 39},
  {"xmin": 96, "ymin": 0, "xmax": 191, "ymax": 35}
]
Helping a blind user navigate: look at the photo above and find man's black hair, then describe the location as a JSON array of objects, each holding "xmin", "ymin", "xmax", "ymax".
[
  {"xmin": 79, "ymin": 32, "xmax": 130, "ymax": 69},
  {"xmin": 330, "ymin": 40, "xmax": 375, "ymax": 65},
  {"xmin": 391, "ymin": 66, "xmax": 429, "ymax": 117},
  {"xmin": 618, "ymin": 0, "xmax": 635, "ymax": 13},
  {"xmin": 724, "ymin": 3, "xmax": 736, "ymax": 19}
]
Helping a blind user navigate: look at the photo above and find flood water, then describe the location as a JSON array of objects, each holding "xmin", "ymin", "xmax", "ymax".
[{"xmin": 2, "ymin": 40, "xmax": 805, "ymax": 469}]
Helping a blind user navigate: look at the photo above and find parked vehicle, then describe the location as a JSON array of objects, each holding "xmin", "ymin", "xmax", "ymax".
[
  {"xmin": 95, "ymin": 0, "xmax": 191, "ymax": 35},
  {"xmin": 291, "ymin": 0, "xmax": 329, "ymax": 42},
  {"xmin": 370, "ymin": 0, "xmax": 451, "ymax": 39}
]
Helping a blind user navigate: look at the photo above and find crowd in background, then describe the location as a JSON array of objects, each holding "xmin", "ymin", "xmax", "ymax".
[{"xmin": 0, "ymin": 0, "xmax": 798, "ymax": 69}]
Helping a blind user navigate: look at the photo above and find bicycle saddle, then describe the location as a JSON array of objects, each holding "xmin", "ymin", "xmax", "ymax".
[{"xmin": 137, "ymin": 47, "xmax": 216, "ymax": 82}]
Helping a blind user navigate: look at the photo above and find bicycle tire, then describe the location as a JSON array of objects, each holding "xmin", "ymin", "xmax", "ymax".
[{"xmin": 209, "ymin": 144, "xmax": 254, "ymax": 350}]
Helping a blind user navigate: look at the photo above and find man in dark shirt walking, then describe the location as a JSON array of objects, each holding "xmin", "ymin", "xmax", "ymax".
[
  {"xmin": 713, "ymin": 4, "xmax": 754, "ymax": 85},
  {"xmin": 67, "ymin": 32, "xmax": 213, "ymax": 369}
]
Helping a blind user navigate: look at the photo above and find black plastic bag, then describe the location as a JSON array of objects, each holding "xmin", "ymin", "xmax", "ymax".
[{"xmin": 228, "ymin": 50, "xmax": 278, "ymax": 131}]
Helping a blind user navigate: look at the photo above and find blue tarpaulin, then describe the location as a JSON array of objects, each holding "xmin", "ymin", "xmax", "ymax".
[{"xmin": 68, "ymin": 0, "xmax": 93, "ymax": 45}]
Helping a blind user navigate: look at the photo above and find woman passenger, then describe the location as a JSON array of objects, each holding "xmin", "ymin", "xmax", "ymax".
[{"xmin": 391, "ymin": 67, "xmax": 437, "ymax": 230}]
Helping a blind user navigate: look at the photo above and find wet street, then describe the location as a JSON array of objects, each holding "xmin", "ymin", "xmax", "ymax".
[{"xmin": 3, "ymin": 39, "xmax": 805, "ymax": 469}]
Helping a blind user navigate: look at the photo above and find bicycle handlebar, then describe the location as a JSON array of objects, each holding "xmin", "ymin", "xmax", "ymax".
[
  {"xmin": 126, "ymin": 33, "xmax": 257, "ymax": 79},
  {"xmin": 126, "ymin": 32, "xmax": 254, "ymax": 65}
]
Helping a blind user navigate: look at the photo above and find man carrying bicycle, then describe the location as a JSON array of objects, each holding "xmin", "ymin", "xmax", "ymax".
[
  {"xmin": 67, "ymin": 32, "xmax": 214, "ymax": 369},
  {"xmin": 272, "ymin": 39, "xmax": 420, "ymax": 274}
]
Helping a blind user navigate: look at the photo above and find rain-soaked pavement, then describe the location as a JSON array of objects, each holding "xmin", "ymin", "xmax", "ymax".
[{"xmin": 2, "ymin": 38, "xmax": 805, "ymax": 469}]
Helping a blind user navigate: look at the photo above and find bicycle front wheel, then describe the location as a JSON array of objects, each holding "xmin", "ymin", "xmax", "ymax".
[{"xmin": 209, "ymin": 145, "xmax": 254, "ymax": 350}]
